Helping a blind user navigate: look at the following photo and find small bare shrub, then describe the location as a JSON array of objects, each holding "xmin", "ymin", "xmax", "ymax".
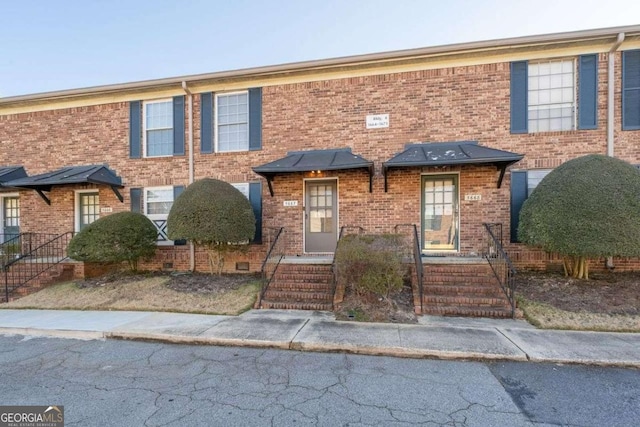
[{"xmin": 335, "ymin": 234, "xmax": 404, "ymax": 299}]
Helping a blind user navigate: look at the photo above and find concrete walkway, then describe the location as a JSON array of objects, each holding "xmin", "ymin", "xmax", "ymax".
[{"xmin": 0, "ymin": 309, "xmax": 639, "ymax": 367}]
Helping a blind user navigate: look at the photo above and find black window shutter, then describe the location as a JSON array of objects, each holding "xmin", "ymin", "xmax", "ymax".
[
  {"xmin": 173, "ymin": 96, "xmax": 185, "ymax": 155},
  {"xmin": 510, "ymin": 61, "xmax": 528, "ymax": 134},
  {"xmin": 622, "ymin": 50, "xmax": 640, "ymax": 130},
  {"xmin": 249, "ymin": 182, "xmax": 262, "ymax": 244},
  {"xmin": 129, "ymin": 101, "xmax": 142, "ymax": 158},
  {"xmin": 172, "ymin": 185, "xmax": 186, "ymax": 245},
  {"xmin": 130, "ymin": 188, "xmax": 142, "ymax": 213},
  {"xmin": 248, "ymin": 88, "xmax": 262, "ymax": 151},
  {"xmin": 510, "ymin": 171, "xmax": 528, "ymax": 243},
  {"xmin": 200, "ymin": 92, "xmax": 214, "ymax": 153},
  {"xmin": 578, "ymin": 55, "xmax": 598, "ymax": 129}
]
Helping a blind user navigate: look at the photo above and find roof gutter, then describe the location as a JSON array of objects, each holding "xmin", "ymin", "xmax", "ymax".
[{"xmin": 607, "ymin": 32, "xmax": 625, "ymax": 157}]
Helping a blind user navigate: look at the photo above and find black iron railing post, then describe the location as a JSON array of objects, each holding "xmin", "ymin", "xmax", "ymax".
[
  {"xmin": 4, "ymin": 267, "xmax": 8, "ymax": 303},
  {"xmin": 260, "ymin": 227, "xmax": 285, "ymax": 300},
  {"xmin": 482, "ymin": 223, "xmax": 517, "ymax": 318}
]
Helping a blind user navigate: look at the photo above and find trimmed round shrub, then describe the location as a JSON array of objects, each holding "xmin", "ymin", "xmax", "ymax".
[
  {"xmin": 518, "ymin": 154, "xmax": 640, "ymax": 278},
  {"xmin": 67, "ymin": 212, "xmax": 158, "ymax": 271},
  {"xmin": 167, "ymin": 178, "xmax": 255, "ymax": 274}
]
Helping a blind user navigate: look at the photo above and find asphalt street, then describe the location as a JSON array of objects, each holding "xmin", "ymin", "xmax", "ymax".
[{"xmin": 0, "ymin": 335, "xmax": 638, "ymax": 426}]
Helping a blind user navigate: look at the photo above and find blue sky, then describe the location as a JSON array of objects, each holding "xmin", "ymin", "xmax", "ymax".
[{"xmin": 1, "ymin": 0, "xmax": 639, "ymax": 97}]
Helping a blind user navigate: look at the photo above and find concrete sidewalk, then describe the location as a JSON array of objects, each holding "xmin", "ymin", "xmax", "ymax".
[{"xmin": 1, "ymin": 309, "xmax": 639, "ymax": 367}]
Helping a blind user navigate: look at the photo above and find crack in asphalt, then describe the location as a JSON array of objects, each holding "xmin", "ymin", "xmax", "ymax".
[{"xmin": 0, "ymin": 335, "xmax": 537, "ymax": 426}]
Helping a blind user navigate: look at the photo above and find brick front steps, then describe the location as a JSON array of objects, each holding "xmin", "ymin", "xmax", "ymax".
[
  {"xmin": 1, "ymin": 262, "xmax": 75, "ymax": 303},
  {"xmin": 416, "ymin": 259, "xmax": 518, "ymax": 318},
  {"xmin": 260, "ymin": 263, "xmax": 334, "ymax": 311}
]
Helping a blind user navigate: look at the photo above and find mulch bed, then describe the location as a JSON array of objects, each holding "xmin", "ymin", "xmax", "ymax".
[
  {"xmin": 516, "ymin": 271, "xmax": 640, "ymax": 315},
  {"xmin": 75, "ymin": 270, "xmax": 259, "ymax": 295},
  {"xmin": 335, "ymin": 279, "xmax": 417, "ymax": 324}
]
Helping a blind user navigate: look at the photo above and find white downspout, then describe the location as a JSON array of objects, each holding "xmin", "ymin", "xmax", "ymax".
[
  {"xmin": 607, "ymin": 32, "xmax": 625, "ymax": 157},
  {"xmin": 182, "ymin": 81, "xmax": 196, "ymax": 272},
  {"xmin": 606, "ymin": 33, "xmax": 625, "ymax": 271}
]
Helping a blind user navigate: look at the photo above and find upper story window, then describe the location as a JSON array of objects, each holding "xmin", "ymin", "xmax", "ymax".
[
  {"xmin": 528, "ymin": 60, "xmax": 575, "ymax": 132},
  {"xmin": 216, "ymin": 92, "xmax": 249, "ymax": 152},
  {"xmin": 144, "ymin": 99, "xmax": 173, "ymax": 157},
  {"xmin": 511, "ymin": 57, "xmax": 596, "ymax": 134}
]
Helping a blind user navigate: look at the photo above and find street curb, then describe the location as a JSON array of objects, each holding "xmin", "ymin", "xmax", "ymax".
[
  {"xmin": 107, "ymin": 331, "xmax": 293, "ymax": 350},
  {"xmin": 289, "ymin": 341, "xmax": 529, "ymax": 362},
  {"xmin": 2, "ymin": 327, "xmax": 639, "ymax": 368},
  {"xmin": 0, "ymin": 327, "xmax": 105, "ymax": 340}
]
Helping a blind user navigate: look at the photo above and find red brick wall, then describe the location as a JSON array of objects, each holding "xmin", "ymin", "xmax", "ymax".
[{"xmin": 1, "ymin": 52, "xmax": 639, "ymax": 272}]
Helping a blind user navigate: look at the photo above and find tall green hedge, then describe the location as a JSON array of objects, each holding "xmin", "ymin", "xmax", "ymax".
[
  {"xmin": 67, "ymin": 212, "xmax": 157, "ymax": 271},
  {"xmin": 518, "ymin": 154, "xmax": 640, "ymax": 260}
]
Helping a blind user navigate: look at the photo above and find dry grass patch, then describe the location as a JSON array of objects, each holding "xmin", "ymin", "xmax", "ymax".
[
  {"xmin": 2, "ymin": 275, "xmax": 259, "ymax": 315},
  {"xmin": 518, "ymin": 297, "xmax": 640, "ymax": 332},
  {"xmin": 516, "ymin": 270, "xmax": 640, "ymax": 332}
]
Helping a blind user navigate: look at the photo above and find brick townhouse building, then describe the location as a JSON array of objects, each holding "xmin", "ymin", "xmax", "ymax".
[{"xmin": 1, "ymin": 25, "xmax": 639, "ymax": 315}]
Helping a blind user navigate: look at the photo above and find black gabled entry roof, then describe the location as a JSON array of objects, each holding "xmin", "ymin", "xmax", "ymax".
[
  {"xmin": 0, "ymin": 166, "xmax": 28, "ymax": 186},
  {"xmin": 253, "ymin": 148, "xmax": 374, "ymax": 196},
  {"xmin": 3, "ymin": 164, "xmax": 124, "ymax": 205},
  {"xmin": 382, "ymin": 141, "xmax": 523, "ymax": 191}
]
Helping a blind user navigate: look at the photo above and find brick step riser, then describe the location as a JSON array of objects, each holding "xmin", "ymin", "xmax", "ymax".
[
  {"xmin": 424, "ymin": 281, "xmax": 497, "ymax": 288},
  {"xmin": 423, "ymin": 285, "xmax": 505, "ymax": 296},
  {"xmin": 264, "ymin": 291, "xmax": 333, "ymax": 302},
  {"xmin": 422, "ymin": 301, "xmax": 511, "ymax": 309},
  {"xmin": 423, "ymin": 266, "xmax": 492, "ymax": 272},
  {"xmin": 422, "ymin": 307, "xmax": 514, "ymax": 318},
  {"xmin": 268, "ymin": 283, "xmax": 333, "ymax": 292},
  {"xmin": 272, "ymin": 274, "xmax": 333, "ymax": 283},
  {"xmin": 261, "ymin": 301, "xmax": 333, "ymax": 311},
  {"xmin": 422, "ymin": 292, "xmax": 507, "ymax": 302},
  {"xmin": 423, "ymin": 270, "xmax": 493, "ymax": 275},
  {"xmin": 276, "ymin": 264, "xmax": 331, "ymax": 274}
]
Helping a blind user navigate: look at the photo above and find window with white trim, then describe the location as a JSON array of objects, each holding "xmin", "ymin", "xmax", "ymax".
[
  {"xmin": 216, "ymin": 92, "xmax": 249, "ymax": 152},
  {"xmin": 528, "ymin": 60, "xmax": 575, "ymax": 132},
  {"xmin": 144, "ymin": 99, "xmax": 173, "ymax": 157},
  {"xmin": 527, "ymin": 169, "xmax": 552, "ymax": 193},
  {"xmin": 144, "ymin": 187, "xmax": 174, "ymax": 244},
  {"xmin": 231, "ymin": 183, "xmax": 250, "ymax": 199}
]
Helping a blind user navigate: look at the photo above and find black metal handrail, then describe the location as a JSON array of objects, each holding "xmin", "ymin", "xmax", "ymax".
[
  {"xmin": 482, "ymin": 223, "xmax": 517, "ymax": 317},
  {"xmin": 1, "ymin": 233, "xmax": 25, "ymax": 268},
  {"xmin": 3, "ymin": 232, "xmax": 74, "ymax": 303},
  {"xmin": 259, "ymin": 227, "xmax": 285, "ymax": 301},
  {"xmin": 394, "ymin": 224, "xmax": 424, "ymax": 313}
]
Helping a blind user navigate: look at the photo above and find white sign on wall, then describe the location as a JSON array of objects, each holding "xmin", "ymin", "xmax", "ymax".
[
  {"xmin": 366, "ymin": 114, "xmax": 389, "ymax": 129},
  {"xmin": 283, "ymin": 200, "xmax": 298, "ymax": 207},
  {"xmin": 464, "ymin": 194, "xmax": 482, "ymax": 201},
  {"xmin": 100, "ymin": 207, "xmax": 113, "ymax": 213}
]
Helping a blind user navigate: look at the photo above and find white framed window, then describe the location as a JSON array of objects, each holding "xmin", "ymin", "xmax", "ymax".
[
  {"xmin": 231, "ymin": 183, "xmax": 250, "ymax": 199},
  {"xmin": 74, "ymin": 190, "xmax": 100, "ymax": 233},
  {"xmin": 527, "ymin": 169, "xmax": 552, "ymax": 193},
  {"xmin": 216, "ymin": 91, "xmax": 249, "ymax": 152},
  {"xmin": 1, "ymin": 193, "xmax": 20, "ymax": 242},
  {"xmin": 528, "ymin": 59, "xmax": 576, "ymax": 132},
  {"xmin": 144, "ymin": 186, "xmax": 174, "ymax": 245},
  {"xmin": 144, "ymin": 99, "xmax": 173, "ymax": 157}
]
